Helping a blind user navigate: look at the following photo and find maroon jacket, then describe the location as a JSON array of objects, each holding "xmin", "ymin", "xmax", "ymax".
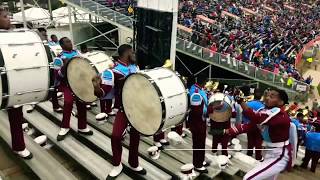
[{"xmin": 228, "ymin": 108, "xmax": 291, "ymax": 143}]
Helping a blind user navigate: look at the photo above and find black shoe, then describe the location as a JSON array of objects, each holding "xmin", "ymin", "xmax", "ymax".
[
  {"xmin": 57, "ymin": 131, "xmax": 70, "ymax": 141},
  {"xmin": 160, "ymin": 141, "xmax": 170, "ymax": 146},
  {"xmin": 18, "ymin": 152, "xmax": 33, "ymax": 160},
  {"xmin": 23, "ymin": 152, "xmax": 33, "ymax": 160},
  {"xmin": 78, "ymin": 130, "xmax": 93, "ymax": 136},
  {"xmin": 106, "ymin": 175, "xmax": 117, "ymax": 180},
  {"xmin": 133, "ymin": 168, "xmax": 147, "ymax": 175},
  {"xmin": 195, "ymin": 167, "xmax": 208, "ymax": 174},
  {"xmin": 203, "ymin": 160, "xmax": 211, "ymax": 167}
]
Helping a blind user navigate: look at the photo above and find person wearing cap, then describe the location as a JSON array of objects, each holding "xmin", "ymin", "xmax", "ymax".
[
  {"xmin": 223, "ymin": 88, "xmax": 296, "ymax": 180},
  {"xmin": 301, "ymin": 119, "xmax": 320, "ymax": 173},
  {"xmin": 188, "ymin": 77, "xmax": 212, "ymax": 173}
]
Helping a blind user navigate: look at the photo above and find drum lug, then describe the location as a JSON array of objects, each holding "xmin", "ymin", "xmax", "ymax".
[
  {"xmin": 169, "ymin": 112, "xmax": 185, "ymax": 119},
  {"xmin": 159, "ymin": 97, "xmax": 164, "ymax": 102},
  {"xmin": 0, "ymin": 67, "xmax": 6, "ymax": 74},
  {"xmin": 35, "ymin": 52, "xmax": 40, "ymax": 56},
  {"xmin": 12, "ymin": 53, "xmax": 17, "ymax": 59},
  {"xmin": 16, "ymin": 89, "xmax": 45, "ymax": 95},
  {"xmin": 157, "ymin": 75, "xmax": 173, "ymax": 80},
  {"xmin": 2, "ymin": 94, "xmax": 9, "ymax": 98}
]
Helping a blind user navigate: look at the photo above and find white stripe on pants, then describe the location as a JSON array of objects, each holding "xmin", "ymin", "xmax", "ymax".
[{"xmin": 244, "ymin": 147, "xmax": 290, "ymax": 180}]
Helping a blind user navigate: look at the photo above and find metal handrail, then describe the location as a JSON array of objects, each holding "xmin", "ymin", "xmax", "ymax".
[{"xmin": 176, "ymin": 36, "xmax": 311, "ymax": 93}]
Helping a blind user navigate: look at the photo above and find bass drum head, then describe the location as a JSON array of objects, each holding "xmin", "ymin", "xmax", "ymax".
[
  {"xmin": 209, "ymin": 93, "xmax": 232, "ymax": 122},
  {"xmin": 122, "ymin": 74, "xmax": 162, "ymax": 136},
  {"xmin": 66, "ymin": 57, "xmax": 97, "ymax": 103}
]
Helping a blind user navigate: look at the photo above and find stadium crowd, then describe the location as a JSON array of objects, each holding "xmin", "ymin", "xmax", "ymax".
[{"xmin": 177, "ymin": 0, "xmax": 320, "ymax": 82}]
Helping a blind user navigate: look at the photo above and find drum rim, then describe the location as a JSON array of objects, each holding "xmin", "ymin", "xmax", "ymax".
[
  {"xmin": 122, "ymin": 72, "xmax": 166, "ymax": 136},
  {"xmin": 65, "ymin": 57, "xmax": 99, "ymax": 103},
  {"xmin": 44, "ymin": 45, "xmax": 55, "ymax": 91},
  {"xmin": 0, "ymin": 48, "xmax": 8, "ymax": 109}
]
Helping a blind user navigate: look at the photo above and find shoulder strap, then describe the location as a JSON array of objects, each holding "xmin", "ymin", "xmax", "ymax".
[
  {"xmin": 260, "ymin": 107, "xmax": 281, "ymax": 125},
  {"xmin": 101, "ymin": 69, "xmax": 114, "ymax": 86},
  {"xmin": 190, "ymin": 88, "xmax": 203, "ymax": 106}
]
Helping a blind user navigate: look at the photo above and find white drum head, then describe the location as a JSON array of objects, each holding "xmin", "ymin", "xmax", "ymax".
[
  {"xmin": 209, "ymin": 93, "xmax": 232, "ymax": 122},
  {"xmin": 122, "ymin": 74, "xmax": 162, "ymax": 136},
  {"xmin": 66, "ymin": 57, "xmax": 97, "ymax": 103}
]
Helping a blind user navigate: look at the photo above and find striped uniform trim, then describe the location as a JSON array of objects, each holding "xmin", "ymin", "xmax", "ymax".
[{"xmin": 247, "ymin": 147, "xmax": 285, "ymax": 180}]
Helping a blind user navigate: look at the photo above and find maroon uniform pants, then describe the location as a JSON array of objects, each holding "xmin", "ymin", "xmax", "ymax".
[
  {"xmin": 211, "ymin": 120, "xmax": 230, "ymax": 156},
  {"xmin": 172, "ymin": 123, "xmax": 184, "ymax": 135},
  {"xmin": 112, "ymin": 111, "xmax": 140, "ymax": 167},
  {"xmin": 212, "ymin": 134, "xmax": 229, "ymax": 156},
  {"xmin": 247, "ymin": 125, "xmax": 263, "ymax": 160},
  {"xmin": 301, "ymin": 149, "xmax": 320, "ymax": 172},
  {"xmin": 51, "ymin": 87, "xmax": 60, "ymax": 110},
  {"xmin": 59, "ymin": 84, "xmax": 87, "ymax": 129},
  {"xmin": 190, "ymin": 118, "xmax": 207, "ymax": 168},
  {"xmin": 8, "ymin": 107, "xmax": 25, "ymax": 151},
  {"xmin": 153, "ymin": 132, "xmax": 164, "ymax": 142},
  {"xmin": 100, "ymin": 99, "xmax": 113, "ymax": 114}
]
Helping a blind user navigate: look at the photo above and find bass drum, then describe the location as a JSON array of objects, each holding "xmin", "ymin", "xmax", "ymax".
[
  {"xmin": 0, "ymin": 29, "xmax": 54, "ymax": 109},
  {"xmin": 66, "ymin": 51, "xmax": 114, "ymax": 103},
  {"xmin": 208, "ymin": 92, "xmax": 233, "ymax": 122},
  {"xmin": 122, "ymin": 67, "xmax": 188, "ymax": 136}
]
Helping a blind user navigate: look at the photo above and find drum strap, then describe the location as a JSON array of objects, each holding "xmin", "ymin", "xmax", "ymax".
[
  {"xmin": 101, "ymin": 69, "xmax": 114, "ymax": 86},
  {"xmin": 260, "ymin": 107, "xmax": 281, "ymax": 125}
]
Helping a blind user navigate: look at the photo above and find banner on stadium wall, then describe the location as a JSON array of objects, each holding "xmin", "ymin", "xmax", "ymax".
[{"xmin": 296, "ymin": 84, "xmax": 308, "ymax": 92}]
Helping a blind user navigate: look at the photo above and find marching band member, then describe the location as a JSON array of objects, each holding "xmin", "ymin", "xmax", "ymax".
[
  {"xmin": 0, "ymin": 7, "xmax": 32, "ymax": 159},
  {"xmin": 26, "ymin": 28, "xmax": 62, "ymax": 113},
  {"xmin": 301, "ymin": 120, "xmax": 320, "ymax": 173},
  {"xmin": 291, "ymin": 112, "xmax": 305, "ymax": 151},
  {"xmin": 242, "ymin": 89, "xmax": 264, "ymax": 161},
  {"xmin": 92, "ymin": 44, "xmax": 146, "ymax": 178},
  {"xmin": 210, "ymin": 87, "xmax": 233, "ymax": 158},
  {"xmin": 48, "ymin": 34, "xmax": 59, "ymax": 46},
  {"xmin": 55, "ymin": 37, "xmax": 93, "ymax": 141},
  {"xmin": 224, "ymin": 88, "xmax": 294, "ymax": 180},
  {"xmin": 189, "ymin": 77, "xmax": 212, "ymax": 173}
]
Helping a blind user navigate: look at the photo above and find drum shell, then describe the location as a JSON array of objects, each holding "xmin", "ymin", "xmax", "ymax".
[
  {"xmin": 208, "ymin": 93, "xmax": 233, "ymax": 122},
  {"xmin": 0, "ymin": 30, "xmax": 53, "ymax": 108},
  {"xmin": 122, "ymin": 68, "xmax": 188, "ymax": 136},
  {"xmin": 66, "ymin": 51, "xmax": 114, "ymax": 103}
]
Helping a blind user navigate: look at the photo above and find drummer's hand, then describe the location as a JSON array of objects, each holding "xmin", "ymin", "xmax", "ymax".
[
  {"xmin": 235, "ymin": 95, "xmax": 244, "ymax": 104},
  {"xmin": 224, "ymin": 129, "xmax": 230, "ymax": 135},
  {"xmin": 92, "ymin": 76, "xmax": 102, "ymax": 88}
]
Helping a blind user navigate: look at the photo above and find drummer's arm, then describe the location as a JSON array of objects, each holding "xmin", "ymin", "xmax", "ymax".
[
  {"xmin": 239, "ymin": 101, "xmax": 269, "ymax": 124},
  {"xmin": 225, "ymin": 123, "xmax": 255, "ymax": 136},
  {"xmin": 94, "ymin": 84, "xmax": 112, "ymax": 98}
]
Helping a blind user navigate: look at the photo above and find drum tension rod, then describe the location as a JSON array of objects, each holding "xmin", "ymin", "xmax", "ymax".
[{"xmin": 157, "ymin": 75, "xmax": 173, "ymax": 80}]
